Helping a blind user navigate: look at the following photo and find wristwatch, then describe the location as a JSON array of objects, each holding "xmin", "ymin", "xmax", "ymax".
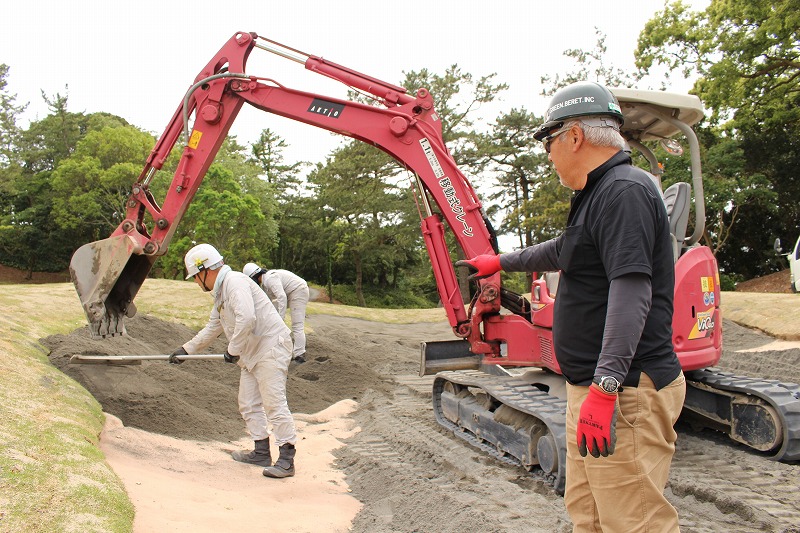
[{"xmin": 593, "ymin": 375, "xmax": 621, "ymax": 394}]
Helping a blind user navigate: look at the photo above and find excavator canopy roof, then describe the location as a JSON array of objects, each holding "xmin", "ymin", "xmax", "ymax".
[{"xmin": 611, "ymin": 88, "xmax": 704, "ymax": 141}]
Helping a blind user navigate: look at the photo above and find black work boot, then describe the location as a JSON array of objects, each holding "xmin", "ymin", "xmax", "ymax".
[
  {"xmin": 263, "ymin": 443, "xmax": 295, "ymax": 478},
  {"xmin": 232, "ymin": 438, "xmax": 271, "ymax": 467}
]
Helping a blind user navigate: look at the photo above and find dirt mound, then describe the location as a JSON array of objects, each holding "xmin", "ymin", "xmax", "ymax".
[
  {"xmin": 735, "ymin": 269, "xmax": 792, "ymax": 293},
  {"xmin": 42, "ymin": 312, "xmax": 800, "ymax": 439},
  {"xmin": 44, "ymin": 315, "xmax": 242, "ymax": 440},
  {"xmin": 719, "ymin": 320, "xmax": 800, "ymax": 382}
]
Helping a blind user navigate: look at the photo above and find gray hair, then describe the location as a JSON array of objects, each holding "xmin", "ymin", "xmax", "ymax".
[{"xmin": 562, "ymin": 118, "xmax": 626, "ymax": 150}]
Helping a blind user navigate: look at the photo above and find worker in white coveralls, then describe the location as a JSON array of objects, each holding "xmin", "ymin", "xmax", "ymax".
[
  {"xmin": 169, "ymin": 244, "xmax": 297, "ymax": 478},
  {"xmin": 243, "ymin": 263, "xmax": 309, "ymax": 364}
]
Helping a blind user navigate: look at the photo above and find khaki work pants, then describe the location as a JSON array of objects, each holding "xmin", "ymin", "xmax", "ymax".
[
  {"xmin": 565, "ymin": 372, "xmax": 686, "ymax": 533},
  {"xmin": 237, "ymin": 337, "xmax": 297, "ymax": 446}
]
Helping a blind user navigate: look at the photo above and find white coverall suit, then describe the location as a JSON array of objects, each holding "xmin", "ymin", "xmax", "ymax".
[
  {"xmin": 260, "ymin": 269, "xmax": 309, "ymax": 359},
  {"xmin": 183, "ymin": 267, "xmax": 297, "ymax": 446}
]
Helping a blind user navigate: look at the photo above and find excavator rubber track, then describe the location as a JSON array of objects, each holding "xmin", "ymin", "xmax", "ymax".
[
  {"xmin": 432, "ymin": 370, "xmax": 568, "ymax": 494},
  {"xmin": 433, "ymin": 367, "xmax": 800, "ymax": 498},
  {"xmin": 684, "ymin": 368, "xmax": 800, "ymax": 460}
]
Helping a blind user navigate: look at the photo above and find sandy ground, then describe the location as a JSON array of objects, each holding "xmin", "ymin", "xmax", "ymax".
[
  {"xmin": 43, "ymin": 311, "xmax": 800, "ymax": 533},
  {"xmin": 99, "ymin": 404, "xmax": 361, "ymax": 533}
]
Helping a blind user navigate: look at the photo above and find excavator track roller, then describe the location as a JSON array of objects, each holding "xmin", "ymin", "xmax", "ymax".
[
  {"xmin": 731, "ymin": 397, "xmax": 781, "ymax": 452},
  {"xmin": 536, "ymin": 433, "xmax": 560, "ymax": 476},
  {"xmin": 683, "ymin": 369, "xmax": 800, "ymax": 460},
  {"xmin": 433, "ymin": 370, "xmax": 567, "ymax": 494}
]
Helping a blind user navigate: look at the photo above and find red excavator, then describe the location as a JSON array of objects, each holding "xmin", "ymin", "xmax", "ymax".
[{"xmin": 69, "ymin": 32, "xmax": 800, "ymax": 494}]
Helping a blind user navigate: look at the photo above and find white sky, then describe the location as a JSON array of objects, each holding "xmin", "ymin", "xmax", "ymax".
[{"xmin": 2, "ymin": 0, "xmax": 709, "ymax": 168}]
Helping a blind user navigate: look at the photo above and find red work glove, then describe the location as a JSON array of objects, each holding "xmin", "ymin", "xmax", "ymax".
[
  {"xmin": 577, "ymin": 384, "xmax": 618, "ymax": 458},
  {"xmin": 454, "ymin": 254, "xmax": 502, "ymax": 280}
]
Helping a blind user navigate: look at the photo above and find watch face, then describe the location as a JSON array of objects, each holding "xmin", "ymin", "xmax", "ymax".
[{"xmin": 599, "ymin": 376, "xmax": 620, "ymax": 393}]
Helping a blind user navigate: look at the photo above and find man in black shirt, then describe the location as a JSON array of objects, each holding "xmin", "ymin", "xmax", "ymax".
[{"xmin": 458, "ymin": 81, "xmax": 686, "ymax": 532}]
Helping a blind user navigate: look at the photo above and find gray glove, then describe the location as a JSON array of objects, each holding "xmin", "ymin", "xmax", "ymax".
[
  {"xmin": 223, "ymin": 350, "xmax": 239, "ymax": 364},
  {"xmin": 169, "ymin": 347, "xmax": 187, "ymax": 365}
]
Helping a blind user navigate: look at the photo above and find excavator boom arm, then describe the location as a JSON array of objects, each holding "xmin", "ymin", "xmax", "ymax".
[{"xmin": 70, "ymin": 31, "xmax": 500, "ymax": 344}]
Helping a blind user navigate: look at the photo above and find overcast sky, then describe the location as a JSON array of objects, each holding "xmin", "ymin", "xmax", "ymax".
[{"xmin": 2, "ymin": 0, "xmax": 709, "ymax": 167}]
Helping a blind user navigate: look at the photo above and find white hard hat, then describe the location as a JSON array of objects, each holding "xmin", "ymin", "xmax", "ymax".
[
  {"xmin": 184, "ymin": 244, "xmax": 224, "ymax": 279},
  {"xmin": 243, "ymin": 262, "xmax": 266, "ymax": 280}
]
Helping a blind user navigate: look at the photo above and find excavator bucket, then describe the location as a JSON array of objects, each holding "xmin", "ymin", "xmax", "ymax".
[{"xmin": 69, "ymin": 234, "xmax": 156, "ymax": 339}]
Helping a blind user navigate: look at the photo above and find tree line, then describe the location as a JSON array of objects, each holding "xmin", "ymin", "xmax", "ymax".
[{"xmin": 1, "ymin": 0, "xmax": 798, "ymax": 304}]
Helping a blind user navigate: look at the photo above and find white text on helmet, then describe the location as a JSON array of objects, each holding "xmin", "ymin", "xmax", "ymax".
[{"xmin": 547, "ymin": 96, "xmax": 595, "ymax": 118}]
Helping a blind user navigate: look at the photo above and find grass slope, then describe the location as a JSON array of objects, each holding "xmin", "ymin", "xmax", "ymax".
[{"xmin": 0, "ymin": 283, "xmax": 133, "ymax": 532}]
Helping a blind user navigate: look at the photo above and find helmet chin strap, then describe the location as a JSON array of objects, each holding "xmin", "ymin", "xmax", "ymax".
[{"xmin": 198, "ymin": 270, "xmax": 213, "ymax": 292}]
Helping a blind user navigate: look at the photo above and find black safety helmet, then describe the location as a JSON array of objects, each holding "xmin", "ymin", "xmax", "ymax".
[{"xmin": 533, "ymin": 81, "xmax": 624, "ymax": 141}]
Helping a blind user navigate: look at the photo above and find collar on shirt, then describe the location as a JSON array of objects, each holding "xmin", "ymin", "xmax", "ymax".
[
  {"xmin": 212, "ymin": 265, "xmax": 232, "ymax": 298},
  {"xmin": 568, "ymin": 150, "xmax": 632, "ymax": 220},
  {"xmin": 585, "ymin": 150, "xmax": 631, "ymax": 190},
  {"xmin": 571, "ymin": 150, "xmax": 631, "ymax": 204}
]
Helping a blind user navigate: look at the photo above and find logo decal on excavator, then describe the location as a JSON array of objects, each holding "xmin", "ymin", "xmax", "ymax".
[
  {"xmin": 688, "ymin": 309, "xmax": 715, "ymax": 339},
  {"xmin": 420, "ymin": 138, "xmax": 444, "ymax": 178},
  {"xmin": 307, "ymin": 98, "xmax": 344, "ymax": 118},
  {"xmin": 420, "ymin": 138, "xmax": 473, "ymax": 237}
]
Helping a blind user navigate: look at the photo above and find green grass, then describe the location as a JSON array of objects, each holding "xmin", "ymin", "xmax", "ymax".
[{"xmin": 131, "ymin": 278, "xmax": 450, "ymax": 326}]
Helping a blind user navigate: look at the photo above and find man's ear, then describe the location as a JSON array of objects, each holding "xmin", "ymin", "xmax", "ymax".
[{"xmin": 569, "ymin": 127, "xmax": 585, "ymax": 152}]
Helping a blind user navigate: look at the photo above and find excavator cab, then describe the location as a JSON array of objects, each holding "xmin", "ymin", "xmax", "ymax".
[{"xmin": 611, "ymin": 88, "xmax": 706, "ymax": 256}]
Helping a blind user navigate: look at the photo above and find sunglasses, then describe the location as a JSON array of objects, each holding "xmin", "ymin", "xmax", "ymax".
[{"xmin": 543, "ymin": 125, "xmax": 572, "ymax": 153}]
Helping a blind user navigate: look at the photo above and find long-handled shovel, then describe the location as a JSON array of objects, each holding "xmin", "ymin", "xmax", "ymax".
[{"xmin": 69, "ymin": 353, "xmax": 226, "ymax": 365}]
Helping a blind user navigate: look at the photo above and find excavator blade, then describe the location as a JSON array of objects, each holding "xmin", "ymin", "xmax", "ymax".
[{"xmin": 69, "ymin": 234, "xmax": 156, "ymax": 339}]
